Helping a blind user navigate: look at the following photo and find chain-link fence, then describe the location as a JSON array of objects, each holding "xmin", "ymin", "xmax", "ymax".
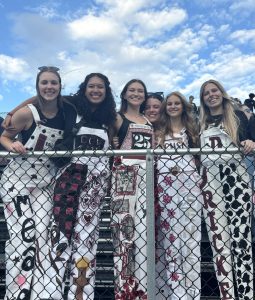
[{"xmin": 0, "ymin": 148, "xmax": 254, "ymax": 300}]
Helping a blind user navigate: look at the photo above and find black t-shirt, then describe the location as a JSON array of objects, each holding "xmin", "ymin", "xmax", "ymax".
[{"xmin": 207, "ymin": 110, "xmax": 248, "ymax": 142}]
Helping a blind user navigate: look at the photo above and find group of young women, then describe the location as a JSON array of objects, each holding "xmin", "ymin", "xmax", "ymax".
[{"xmin": 0, "ymin": 67, "xmax": 254, "ymax": 300}]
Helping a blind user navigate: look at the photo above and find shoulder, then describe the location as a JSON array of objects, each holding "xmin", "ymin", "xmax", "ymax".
[
  {"xmin": 5, "ymin": 106, "xmax": 33, "ymax": 134},
  {"xmin": 14, "ymin": 106, "xmax": 33, "ymax": 120}
]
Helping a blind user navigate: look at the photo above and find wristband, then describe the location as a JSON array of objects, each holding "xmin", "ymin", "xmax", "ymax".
[{"xmin": 7, "ymin": 112, "xmax": 13, "ymax": 116}]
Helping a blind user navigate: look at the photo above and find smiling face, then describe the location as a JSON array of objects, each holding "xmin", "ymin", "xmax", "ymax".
[
  {"xmin": 38, "ymin": 71, "xmax": 61, "ymax": 101},
  {"xmin": 85, "ymin": 76, "xmax": 106, "ymax": 107},
  {"xmin": 144, "ymin": 97, "xmax": 162, "ymax": 124},
  {"xmin": 166, "ymin": 94, "xmax": 183, "ymax": 119},
  {"xmin": 202, "ymin": 82, "xmax": 224, "ymax": 114},
  {"xmin": 124, "ymin": 82, "xmax": 145, "ymax": 108}
]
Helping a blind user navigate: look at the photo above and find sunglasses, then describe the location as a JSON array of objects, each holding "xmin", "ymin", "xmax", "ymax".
[
  {"xmin": 38, "ymin": 66, "xmax": 60, "ymax": 72},
  {"xmin": 147, "ymin": 92, "xmax": 164, "ymax": 101}
]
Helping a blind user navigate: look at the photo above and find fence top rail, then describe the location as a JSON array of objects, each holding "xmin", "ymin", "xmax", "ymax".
[{"xmin": 0, "ymin": 147, "xmax": 252, "ymax": 158}]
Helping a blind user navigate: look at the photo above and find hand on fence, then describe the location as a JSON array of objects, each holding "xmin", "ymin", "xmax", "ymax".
[
  {"xmin": 9, "ymin": 141, "xmax": 27, "ymax": 154},
  {"xmin": 112, "ymin": 136, "xmax": 119, "ymax": 149},
  {"xmin": 240, "ymin": 139, "xmax": 255, "ymax": 155}
]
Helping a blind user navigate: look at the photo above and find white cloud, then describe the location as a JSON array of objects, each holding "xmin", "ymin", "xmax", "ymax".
[
  {"xmin": 27, "ymin": 5, "xmax": 59, "ymax": 19},
  {"xmin": 230, "ymin": 29, "xmax": 255, "ymax": 46},
  {"xmin": 230, "ymin": 0, "xmax": 255, "ymax": 12},
  {"xmin": 67, "ymin": 14, "xmax": 125, "ymax": 40},
  {"xmin": 1, "ymin": 0, "xmax": 254, "ymax": 111},
  {"xmin": 0, "ymin": 55, "xmax": 30, "ymax": 81},
  {"xmin": 135, "ymin": 7, "xmax": 187, "ymax": 34}
]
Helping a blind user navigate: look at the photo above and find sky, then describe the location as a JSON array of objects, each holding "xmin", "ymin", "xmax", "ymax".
[{"xmin": 0, "ymin": 0, "xmax": 255, "ymax": 114}]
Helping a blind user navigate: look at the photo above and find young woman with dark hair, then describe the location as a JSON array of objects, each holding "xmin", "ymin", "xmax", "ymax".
[
  {"xmin": 0, "ymin": 66, "xmax": 76, "ymax": 299},
  {"xmin": 156, "ymin": 91, "xmax": 202, "ymax": 300},
  {"xmin": 111, "ymin": 79, "xmax": 154, "ymax": 299},
  {"xmin": 42, "ymin": 73, "xmax": 117, "ymax": 300},
  {"xmin": 199, "ymin": 79, "xmax": 254, "ymax": 300}
]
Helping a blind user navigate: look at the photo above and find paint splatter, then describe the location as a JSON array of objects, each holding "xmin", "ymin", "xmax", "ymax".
[{"xmin": 16, "ymin": 274, "xmax": 26, "ymax": 286}]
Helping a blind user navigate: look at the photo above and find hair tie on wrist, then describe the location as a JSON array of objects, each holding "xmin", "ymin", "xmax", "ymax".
[{"xmin": 7, "ymin": 112, "xmax": 13, "ymax": 116}]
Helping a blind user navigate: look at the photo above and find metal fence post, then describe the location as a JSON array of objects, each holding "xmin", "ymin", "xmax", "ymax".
[{"xmin": 146, "ymin": 150, "xmax": 156, "ymax": 300}]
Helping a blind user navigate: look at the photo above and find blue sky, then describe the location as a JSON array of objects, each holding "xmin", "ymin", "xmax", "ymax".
[{"xmin": 0, "ymin": 0, "xmax": 255, "ymax": 113}]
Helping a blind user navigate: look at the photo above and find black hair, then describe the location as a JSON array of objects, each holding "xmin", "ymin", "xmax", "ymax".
[
  {"xmin": 119, "ymin": 79, "xmax": 148, "ymax": 113},
  {"xmin": 70, "ymin": 73, "xmax": 117, "ymax": 127}
]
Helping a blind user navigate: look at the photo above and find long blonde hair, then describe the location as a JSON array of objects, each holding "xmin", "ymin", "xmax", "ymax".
[
  {"xmin": 199, "ymin": 79, "xmax": 239, "ymax": 145},
  {"xmin": 157, "ymin": 91, "xmax": 199, "ymax": 147}
]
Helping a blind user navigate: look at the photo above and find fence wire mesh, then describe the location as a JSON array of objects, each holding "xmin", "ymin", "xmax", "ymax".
[{"xmin": 0, "ymin": 148, "xmax": 254, "ymax": 300}]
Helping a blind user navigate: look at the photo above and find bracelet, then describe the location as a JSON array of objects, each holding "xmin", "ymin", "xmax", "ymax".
[{"xmin": 7, "ymin": 112, "xmax": 13, "ymax": 116}]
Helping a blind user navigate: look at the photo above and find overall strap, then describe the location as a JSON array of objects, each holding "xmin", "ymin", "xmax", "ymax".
[{"xmin": 27, "ymin": 104, "xmax": 40, "ymax": 123}]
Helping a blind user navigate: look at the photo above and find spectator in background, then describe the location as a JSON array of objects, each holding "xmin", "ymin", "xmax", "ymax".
[
  {"xmin": 239, "ymin": 104, "xmax": 255, "ymax": 183},
  {"xmin": 189, "ymin": 95, "xmax": 199, "ymax": 119},
  {"xmin": 244, "ymin": 93, "xmax": 255, "ymax": 112}
]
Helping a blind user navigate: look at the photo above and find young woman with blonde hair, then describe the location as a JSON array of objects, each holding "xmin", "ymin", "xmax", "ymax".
[
  {"xmin": 156, "ymin": 91, "xmax": 202, "ymax": 300},
  {"xmin": 199, "ymin": 79, "xmax": 254, "ymax": 300}
]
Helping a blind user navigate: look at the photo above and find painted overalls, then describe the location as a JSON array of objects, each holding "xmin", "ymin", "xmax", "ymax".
[
  {"xmin": 200, "ymin": 123, "xmax": 253, "ymax": 300},
  {"xmin": 156, "ymin": 130, "xmax": 202, "ymax": 300},
  {"xmin": 42, "ymin": 116, "xmax": 110, "ymax": 300},
  {"xmin": 111, "ymin": 121, "xmax": 154, "ymax": 300},
  {"xmin": 0, "ymin": 104, "xmax": 64, "ymax": 300}
]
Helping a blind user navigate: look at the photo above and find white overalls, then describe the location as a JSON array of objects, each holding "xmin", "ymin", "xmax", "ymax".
[
  {"xmin": 200, "ymin": 124, "xmax": 253, "ymax": 300},
  {"xmin": 156, "ymin": 130, "xmax": 202, "ymax": 300},
  {"xmin": 111, "ymin": 122, "xmax": 154, "ymax": 300},
  {"xmin": 0, "ymin": 104, "xmax": 63, "ymax": 300},
  {"xmin": 42, "ymin": 116, "xmax": 110, "ymax": 300}
]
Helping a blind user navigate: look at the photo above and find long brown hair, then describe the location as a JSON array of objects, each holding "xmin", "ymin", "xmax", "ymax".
[
  {"xmin": 158, "ymin": 91, "xmax": 199, "ymax": 147},
  {"xmin": 199, "ymin": 79, "xmax": 239, "ymax": 145}
]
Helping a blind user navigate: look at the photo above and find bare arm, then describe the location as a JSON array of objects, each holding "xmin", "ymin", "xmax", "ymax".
[
  {"xmin": 110, "ymin": 113, "xmax": 123, "ymax": 148},
  {"xmin": 1, "ymin": 107, "xmax": 33, "ymax": 154},
  {"xmin": 2, "ymin": 96, "xmax": 36, "ymax": 129}
]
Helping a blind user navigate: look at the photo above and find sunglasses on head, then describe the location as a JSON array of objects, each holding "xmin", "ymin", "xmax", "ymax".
[
  {"xmin": 147, "ymin": 92, "xmax": 164, "ymax": 101},
  {"xmin": 38, "ymin": 66, "xmax": 60, "ymax": 72}
]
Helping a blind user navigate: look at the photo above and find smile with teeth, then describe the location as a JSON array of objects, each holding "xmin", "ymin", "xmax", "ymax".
[
  {"xmin": 44, "ymin": 91, "xmax": 56, "ymax": 96},
  {"xmin": 208, "ymin": 98, "xmax": 219, "ymax": 103},
  {"xmin": 91, "ymin": 93, "xmax": 101, "ymax": 99}
]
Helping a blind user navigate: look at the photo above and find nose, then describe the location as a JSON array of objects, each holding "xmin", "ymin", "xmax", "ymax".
[
  {"xmin": 46, "ymin": 82, "xmax": 54, "ymax": 88},
  {"xmin": 133, "ymin": 90, "xmax": 139, "ymax": 96},
  {"xmin": 208, "ymin": 90, "xmax": 214, "ymax": 97},
  {"xmin": 92, "ymin": 86, "xmax": 100, "ymax": 93}
]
